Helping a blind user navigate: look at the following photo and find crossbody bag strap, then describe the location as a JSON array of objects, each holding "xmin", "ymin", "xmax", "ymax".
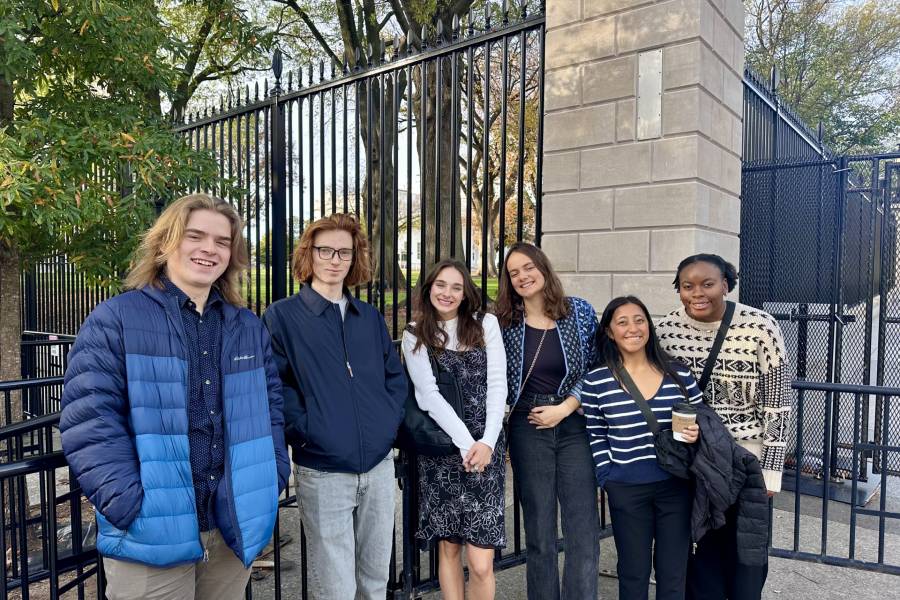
[
  {"xmin": 614, "ymin": 365, "xmax": 661, "ymax": 435},
  {"xmin": 698, "ymin": 301, "xmax": 735, "ymax": 393}
]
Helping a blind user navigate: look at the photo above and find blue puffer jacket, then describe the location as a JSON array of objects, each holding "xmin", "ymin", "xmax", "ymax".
[{"xmin": 60, "ymin": 285, "xmax": 291, "ymax": 568}]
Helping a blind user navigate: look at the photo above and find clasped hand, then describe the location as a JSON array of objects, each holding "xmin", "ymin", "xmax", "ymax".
[{"xmin": 463, "ymin": 442, "xmax": 493, "ymax": 473}]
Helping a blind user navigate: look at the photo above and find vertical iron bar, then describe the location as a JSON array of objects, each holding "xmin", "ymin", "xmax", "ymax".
[
  {"xmin": 288, "ymin": 99, "xmax": 296, "ymax": 296},
  {"xmin": 516, "ymin": 28, "xmax": 526, "ymax": 242},
  {"xmin": 406, "ymin": 64, "xmax": 414, "ymax": 323},
  {"xmin": 434, "ymin": 56, "xmax": 443, "ymax": 262},
  {"xmin": 366, "ymin": 76, "xmax": 375, "ymax": 303},
  {"xmin": 310, "ymin": 82, "xmax": 316, "ymax": 220},
  {"xmin": 271, "ymin": 93, "xmax": 288, "ymax": 303},
  {"xmin": 820, "ymin": 389, "xmax": 835, "ymax": 556},
  {"xmin": 793, "ymin": 388, "xmax": 804, "ymax": 552},
  {"xmin": 419, "ymin": 63, "xmax": 427, "ymax": 285},
  {"xmin": 498, "ymin": 32, "xmax": 509, "ymax": 259},
  {"xmin": 379, "ymin": 72, "xmax": 387, "ymax": 315},
  {"xmin": 320, "ymin": 90, "xmax": 326, "ymax": 217},
  {"xmin": 392, "ymin": 70, "xmax": 400, "ymax": 337},
  {"xmin": 343, "ymin": 84, "xmax": 349, "ymax": 212},
  {"xmin": 465, "ymin": 42, "xmax": 475, "ymax": 270},
  {"xmin": 255, "ymin": 108, "xmax": 262, "ymax": 314},
  {"xmin": 482, "ymin": 39, "xmax": 491, "ymax": 304},
  {"xmin": 450, "ymin": 49, "xmax": 460, "ymax": 258},
  {"xmin": 46, "ymin": 467, "xmax": 59, "ymax": 600},
  {"xmin": 355, "ymin": 81, "xmax": 361, "ymax": 298},
  {"xmin": 332, "ymin": 85, "xmax": 338, "ymax": 215},
  {"xmin": 849, "ymin": 392, "xmax": 861, "ymax": 559},
  {"xmin": 878, "ymin": 394, "xmax": 889, "ymax": 563}
]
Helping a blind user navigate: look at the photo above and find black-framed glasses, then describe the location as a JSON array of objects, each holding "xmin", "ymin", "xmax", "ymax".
[{"xmin": 313, "ymin": 246, "xmax": 354, "ymax": 261}]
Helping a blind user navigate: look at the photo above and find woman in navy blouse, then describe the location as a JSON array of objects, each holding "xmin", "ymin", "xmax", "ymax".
[{"xmin": 581, "ymin": 296, "xmax": 702, "ymax": 600}]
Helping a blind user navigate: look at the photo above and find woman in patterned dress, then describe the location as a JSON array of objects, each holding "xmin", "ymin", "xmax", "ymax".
[{"xmin": 401, "ymin": 259, "xmax": 508, "ymax": 600}]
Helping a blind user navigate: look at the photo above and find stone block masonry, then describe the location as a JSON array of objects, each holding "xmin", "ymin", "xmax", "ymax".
[{"xmin": 542, "ymin": 0, "xmax": 744, "ymax": 316}]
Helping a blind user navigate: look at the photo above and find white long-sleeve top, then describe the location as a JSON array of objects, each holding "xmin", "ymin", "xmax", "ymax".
[{"xmin": 401, "ymin": 313, "xmax": 507, "ymax": 460}]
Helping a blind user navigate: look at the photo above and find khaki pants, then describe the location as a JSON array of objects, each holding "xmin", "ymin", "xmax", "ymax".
[{"xmin": 103, "ymin": 529, "xmax": 251, "ymax": 600}]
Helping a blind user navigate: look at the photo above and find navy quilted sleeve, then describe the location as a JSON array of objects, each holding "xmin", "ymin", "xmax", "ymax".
[
  {"xmin": 568, "ymin": 297, "xmax": 599, "ymax": 401},
  {"xmin": 59, "ymin": 302, "xmax": 143, "ymax": 530},
  {"xmin": 261, "ymin": 326, "xmax": 291, "ymax": 493}
]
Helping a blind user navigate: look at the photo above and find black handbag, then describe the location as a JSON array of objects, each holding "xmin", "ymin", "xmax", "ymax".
[
  {"xmin": 614, "ymin": 365, "xmax": 693, "ymax": 479},
  {"xmin": 397, "ymin": 327, "xmax": 467, "ymax": 456}
]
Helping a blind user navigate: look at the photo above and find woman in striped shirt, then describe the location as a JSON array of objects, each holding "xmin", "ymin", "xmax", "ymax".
[{"xmin": 581, "ymin": 296, "xmax": 702, "ymax": 600}]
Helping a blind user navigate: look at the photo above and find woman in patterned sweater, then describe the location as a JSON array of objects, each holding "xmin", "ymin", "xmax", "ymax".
[{"xmin": 657, "ymin": 253, "xmax": 792, "ymax": 600}]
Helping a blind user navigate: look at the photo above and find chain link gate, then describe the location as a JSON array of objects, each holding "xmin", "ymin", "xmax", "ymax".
[
  {"xmin": 741, "ymin": 153, "xmax": 900, "ymax": 487},
  {"xmin": 875, "ymin": 160, "xmax": 900, "ymax": 476}
]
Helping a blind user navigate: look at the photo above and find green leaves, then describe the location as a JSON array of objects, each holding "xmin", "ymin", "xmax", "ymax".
[
  {"xmin": 1, "ymin": 0, "xmax": 225, "ymax": 283},
  {"xmin": 745, "ymin": 0, "xmax": 900, "ymax": 153}
]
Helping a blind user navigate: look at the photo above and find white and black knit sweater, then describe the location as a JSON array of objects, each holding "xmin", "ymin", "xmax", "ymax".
[{"xmin": 657, "ymin": 303, "xmax": 792, "ymax": 492}]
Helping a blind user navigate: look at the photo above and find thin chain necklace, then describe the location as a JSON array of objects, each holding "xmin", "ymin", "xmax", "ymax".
[{"xmin": 520, "ymin": 308, "xmax": 552, "ymax": 394}]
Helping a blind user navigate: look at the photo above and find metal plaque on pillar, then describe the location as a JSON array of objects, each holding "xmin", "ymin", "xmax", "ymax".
[{"xmin": 637, "ymin": 49, "xmax": 662, "ymax": 140}]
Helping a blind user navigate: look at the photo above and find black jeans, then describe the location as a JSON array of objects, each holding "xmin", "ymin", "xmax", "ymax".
[
  {"xmin": 507, "ymin": 395, "xmax": 600, "ymax": 600},
  {"xmin": 686, "ymin": 504, "xmax": 768, "ymax": 600},
  {"xmin": 605, "ymin": 477, "xmax": 693, "ymax": 600}
]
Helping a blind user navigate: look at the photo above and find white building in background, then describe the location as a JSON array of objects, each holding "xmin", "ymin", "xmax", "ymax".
[{"xmin": 394, "ymin": 190, "xmax": 486, "ymax": 277}]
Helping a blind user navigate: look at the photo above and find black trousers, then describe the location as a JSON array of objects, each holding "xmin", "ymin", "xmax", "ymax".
[
  {"xmin": 507, "ymin": 401, "xmax": 600, "ymax": 600},
  {"xmin": 686, "ymin": 504, "xmax": 768, "ymax": 600},
  {"xmin": 605, "ymin": 477, "xmax": 692, "ymax": 600}
]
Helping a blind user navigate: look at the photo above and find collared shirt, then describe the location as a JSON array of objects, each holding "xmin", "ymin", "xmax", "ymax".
[{"xmin": 161, "ymin": 277, "xmax": 225, "ymax": 532}]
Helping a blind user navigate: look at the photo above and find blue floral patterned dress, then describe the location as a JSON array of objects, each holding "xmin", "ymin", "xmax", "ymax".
[{"xmin": 416, "ymin": 346, "xmax": 507, "ymax": 549}]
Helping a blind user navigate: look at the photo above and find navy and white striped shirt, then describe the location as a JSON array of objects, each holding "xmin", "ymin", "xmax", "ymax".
[{"xmin": 581, "ymin": 363, "xmax": 702, "ymax": 488}]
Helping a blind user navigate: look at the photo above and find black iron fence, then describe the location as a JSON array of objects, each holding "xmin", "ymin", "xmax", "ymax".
[
  {"xmin": 741, "ymin": 153, "xmax": 900, "ymax": 484},
  {"xmin": 20, "ymin": 3, "xmax": 545, "ymax": 348},
  {"xmin": 771, "ymin": 380, "xmax": 900, "ymax": 575},
  {"xmin": 742, "ymin": 67, "xmax": 832, "ymax": 163}
]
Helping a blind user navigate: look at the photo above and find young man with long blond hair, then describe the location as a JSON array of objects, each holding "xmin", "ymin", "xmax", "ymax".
[
  {"xmin": 60, "ymin": 193, "xmax": 291, "ymax": 600},
  {"xmin": 262, "ymin": 212, "xmax": 407, "ymax": 600}
]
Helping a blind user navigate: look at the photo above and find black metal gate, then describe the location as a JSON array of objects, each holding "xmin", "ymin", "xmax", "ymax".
[{"xmin": 741, "ymin": 153, "xmax": 900, "ymax": 482}]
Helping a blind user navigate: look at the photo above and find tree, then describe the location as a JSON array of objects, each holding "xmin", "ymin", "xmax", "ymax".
[
  {"xmin": 0, "ymin": 1, "xmax": 223, "ymax": 421},
  {"xmin": 155, "ymin": 1, "xmax": 290, "ymax": 122},
  {"xmin": 745, "ymin": 0, "xmax": 900, "ymax": 153}
]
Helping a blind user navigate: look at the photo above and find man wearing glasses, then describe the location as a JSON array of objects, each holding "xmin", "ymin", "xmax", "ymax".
[{"xmin": 262, "ymin": 213, "xmax": 407, "ymax": 600}]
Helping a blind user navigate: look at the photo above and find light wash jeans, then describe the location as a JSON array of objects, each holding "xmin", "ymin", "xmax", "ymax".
[
  {"xmin": 295, "ymin": 453, "xmax": 396, "ymax": 600},
  {"xmin": 103, "ymin": 528, "xmax": 251, "ymax": 600}
]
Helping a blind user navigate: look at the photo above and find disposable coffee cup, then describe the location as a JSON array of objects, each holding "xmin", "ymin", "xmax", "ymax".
[{"xmin": 671, "ymin": 402, "xmax": 697, "ymax": 442}]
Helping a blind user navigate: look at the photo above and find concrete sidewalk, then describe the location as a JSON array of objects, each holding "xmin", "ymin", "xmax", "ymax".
[{"xmin": 256, "ymin": 466, "xmax": 900, "ymax": 599}]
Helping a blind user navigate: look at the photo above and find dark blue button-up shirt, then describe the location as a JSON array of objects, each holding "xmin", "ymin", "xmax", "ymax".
[{"xmin": 161, "ymin": 278, "xmax": 225, "ymax": 532}]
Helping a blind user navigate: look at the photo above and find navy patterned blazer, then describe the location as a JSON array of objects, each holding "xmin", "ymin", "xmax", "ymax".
[{"xmin": 500, "ymin": 296, "xmax": 599, "ymax": 410}]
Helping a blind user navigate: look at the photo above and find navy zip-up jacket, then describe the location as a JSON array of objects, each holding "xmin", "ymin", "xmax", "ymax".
[{"xmin": 262, "ymin": 284, "xmax": 407, "ymax": 474}]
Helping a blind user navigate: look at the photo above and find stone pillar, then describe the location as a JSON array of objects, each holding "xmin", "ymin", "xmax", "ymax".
[{"xmin": 541, "ymin": 0, "xmax": 744, "ymax": 315}]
